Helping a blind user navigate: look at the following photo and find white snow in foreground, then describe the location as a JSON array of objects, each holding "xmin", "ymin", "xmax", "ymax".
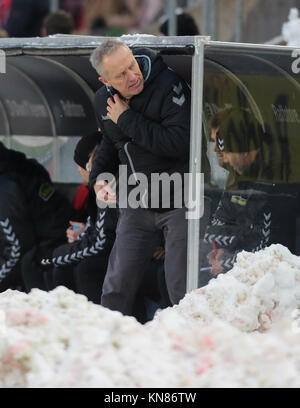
[
  {"xmin": 282, "ymin": 8, "xmax": 300, "ymax": 46},
  {"xmin": 0, "ymin": 244, "xmax": 300, "ymax": 388}
]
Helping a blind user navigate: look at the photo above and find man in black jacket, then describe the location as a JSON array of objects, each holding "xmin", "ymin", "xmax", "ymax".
[
  {"xmin": 89, "ymin": 39, "xmax": 191, "ymax": 317},
  {"xmin": 203, "ymin": 108, "xmax": 298, "ymax": 278},
  {"xmin": 0, "ymin": 142, "xmax": 72, "ymax": 292}
]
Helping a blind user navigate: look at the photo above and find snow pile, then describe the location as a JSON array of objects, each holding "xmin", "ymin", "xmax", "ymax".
[
  {"xmin": 159, "ymin": 244, "xmax": 300, "ymax": 332},
  {"xmin": 149, "ymin": 315, "xmax": 300, "ymax": 388},
  {"xmin": 0, "ymin": 244, "xmax": 300, "ymax": 387},
  {"xmin": 0, "ymin": 287, "xmax": 204, "ymax": 388},
  {"xmin": 282, "ymin": 8, "xmax": 300, "ymax": 46}
]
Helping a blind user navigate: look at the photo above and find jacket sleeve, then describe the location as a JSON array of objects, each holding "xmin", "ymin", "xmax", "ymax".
[
  {"xmin": 41, "ymin": 208, "xmax": 118, "ymax": 267},
  {"xmin": 0, "ymin": 180, "xmax": 36, "ymax": 283},
  {"xmin": 117, "ymin": 79, "xmax": 191, "ymax": 160},
  {"xmin": 89, "ymin": 91, "xmax": 120, "ymax": 188}
]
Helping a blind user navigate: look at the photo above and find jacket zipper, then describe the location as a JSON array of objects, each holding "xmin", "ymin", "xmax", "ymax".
[
  {"xmin": 124, "ymin": 142, "xmax": 139, "ymax": 184},
  {"xmin": 124, "ymin": 142, "xmax": 148, "ymax": 207}
]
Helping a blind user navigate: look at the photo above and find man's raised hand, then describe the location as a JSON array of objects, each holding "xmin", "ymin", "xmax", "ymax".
[{"xmin": 107, "ymin": 94, "xmax": 129, "ymax": 124}]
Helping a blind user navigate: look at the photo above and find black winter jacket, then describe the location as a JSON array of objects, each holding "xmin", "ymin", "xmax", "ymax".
[
  {"xmin": 0, "ymin": 143, "xmax": 71, "ymax": 286},
  {"xmin": 204, "ymin": 155, "xmax": 299, "ymax": 273},
  {"xmin": 89, "ymin": 48, "xmax": 191, "ymax": 211}
]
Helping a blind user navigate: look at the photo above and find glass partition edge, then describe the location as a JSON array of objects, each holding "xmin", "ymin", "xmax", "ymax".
[{"xmin": 187, "ymin": 38, "xmax": 206, "ymax": 293}]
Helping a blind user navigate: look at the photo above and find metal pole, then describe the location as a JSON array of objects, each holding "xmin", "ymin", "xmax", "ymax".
[
  {"xmin": 235, "ymin": 0, "xmax": 244, "ymax": 42},
  {"xmin": 209, "ymin": 0, "xmax": 217, "ymax": 40},
  {"xmin": 188, "ymin": 0, "xmax": 200, "ymax": 6},
  {"xmin": 168, "ymin": 0, "xmax": 177, "ymax": 36},
  {"xmin": 50, "ymin": 0, "xmax": 59, "ymax": 13},
  {"xmin": 201, "ymin": 0, "xmax": 209, "ymax": 36},
  {"xmin": 187, "ymin": 36, "xmax": 206, "ymax": 293}
]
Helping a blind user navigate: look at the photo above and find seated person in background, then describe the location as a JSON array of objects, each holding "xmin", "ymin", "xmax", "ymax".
[
  {"xmin": 41, "ymin": 9, "xmax": 75, "ymax": 36},
  {"xmin": 201, "ymin": 108, "xmax": 298, "ymax": 281},
  {"xmin": 210, "ymin": 108, "xmax": 240, "ymax": 190},
  {"xmin": 41, "ymin": 132, "xmax": 118, "ymax": 305},
  {"xmin": 89, "ymin": 17, "xmax": 108, "ymax": 36},
  {"xmin": 59, "ymin": 0, "xmax": 84, "ymax": 31},
  {"xmin": 159, "ymin": 12, "xmax": 200, "ymax": 36},
  {"xmin": 0, "ymin": 142, "xmax": 72, "ymax": 292},
  {"xmin": 105, "ymin": 0, "xmax": 163, "ymax": 34}
]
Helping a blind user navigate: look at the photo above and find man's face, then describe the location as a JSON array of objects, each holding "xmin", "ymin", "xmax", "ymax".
[
  {"xmin": 211, "ymin": 128, "xmax": 224, "ymax": 166},
  {"xmin": 99, "ymin": 46, "xmax": 144, "ymax": 99},
  {"xmin": 223, "ymin": 151, "xmax": 248, "ymax": 175}
]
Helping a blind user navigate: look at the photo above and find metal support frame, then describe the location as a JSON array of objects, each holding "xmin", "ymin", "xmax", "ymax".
[
  {"xmin": 188, "ymin": 0, "xmax": 201, "ymax": 6},
  {"xmin": 201, "ymin": 0, "xmax": 209, "ymax": 36},
  {"xmin": 168, "ymin": 0, "xmax": 177, "ymax": 36},
  {"xmin": 209, "ymin": 0, "xmax": 217, "ymax": 40},
  {"xmin": 235, "ymin": 0, "xmax": 244, "ymax": 42},
  {"xmin": 50, "ymin": 0, "xmax": 59, "ymax": 13},
  {"xmin": 202, "ymin": 0, "xmax": 217, "ymax": 39},
  {"xmin": 187, "ymin": 36, "xmax": 206, "ymax": 293}
]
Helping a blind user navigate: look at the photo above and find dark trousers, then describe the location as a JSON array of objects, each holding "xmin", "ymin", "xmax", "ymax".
[
  {"xmin": 101, "ymin": 207, "xmax": 188, "ymax": 317},
  {"xmin": 51, "ymin": 253, "xmax": 109, "ymax": 304},
  {"xmin": 0, "ymin": 264, "xmax": 24, "ymax": 292},
  {"xmin": 21, "ymin": 239, "xmax": 67, "ymax": 293},
  {"xmin": 73, "ymin": 256, "xmax": 108, "ymax": 304}
]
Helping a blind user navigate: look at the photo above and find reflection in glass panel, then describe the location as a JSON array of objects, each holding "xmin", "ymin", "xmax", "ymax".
[
  {"xmin": 57, "ymin": 136, "xmax": 82, "ymax": 183},
  {"xmin": 9, "ymin": 136, "xmax": 82, "ymax": 183},
  {"xmin": 199, "ymin": 44, "xmax": 300, "ymax": 288},
  {"xmin": 11, "ymin": 136, "xmax": 55, "ymax": 179}
]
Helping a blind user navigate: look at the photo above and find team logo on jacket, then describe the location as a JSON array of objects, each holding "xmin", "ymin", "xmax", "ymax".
[
  {"xmin": 217, "ymin": 137, "xmax": 224, "ymax": 151},
  {"xmin": 231, "ymin": 195, "xmax": 247, "ymax": 206},
  {"xmin": 39, "ymin": 183, "xmax": 55, "ymax": 201},
  {"xmin": 172, "ymin": 82, "xmax": 185, "ymax": 106}
]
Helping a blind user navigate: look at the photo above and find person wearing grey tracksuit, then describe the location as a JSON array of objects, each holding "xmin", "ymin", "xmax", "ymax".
[{"xmin": 89, "ymin": 40, "xmax": 191, "ymax": 317}]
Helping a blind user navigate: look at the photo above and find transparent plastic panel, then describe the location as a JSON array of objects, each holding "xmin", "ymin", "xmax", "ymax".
[
  {"xmin": 8, "ymin": 135, "xmax": 82, "ymax": 183},
  {"xmin": 198, "ymin": 43, "xmax": 300, "ymax": 288},
  {"xmin": 10, "ymin": 136, "xmax": 55, "ymax": 179},
  {"xmin": 7, "ymin": 56, "xmax": 98, "ymax": 137},
  {"xmin": 56, "ymin": 136, "xmax": 82, "ymax": 183},
  {"xmin": 0, "ymin": 62, "xmax": 53, "ymax": 136}
]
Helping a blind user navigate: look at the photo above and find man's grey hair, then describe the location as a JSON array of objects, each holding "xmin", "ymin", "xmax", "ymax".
[{"xmin": 89, "ymin": 39, "xmax": 131, "ymax": 78}]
